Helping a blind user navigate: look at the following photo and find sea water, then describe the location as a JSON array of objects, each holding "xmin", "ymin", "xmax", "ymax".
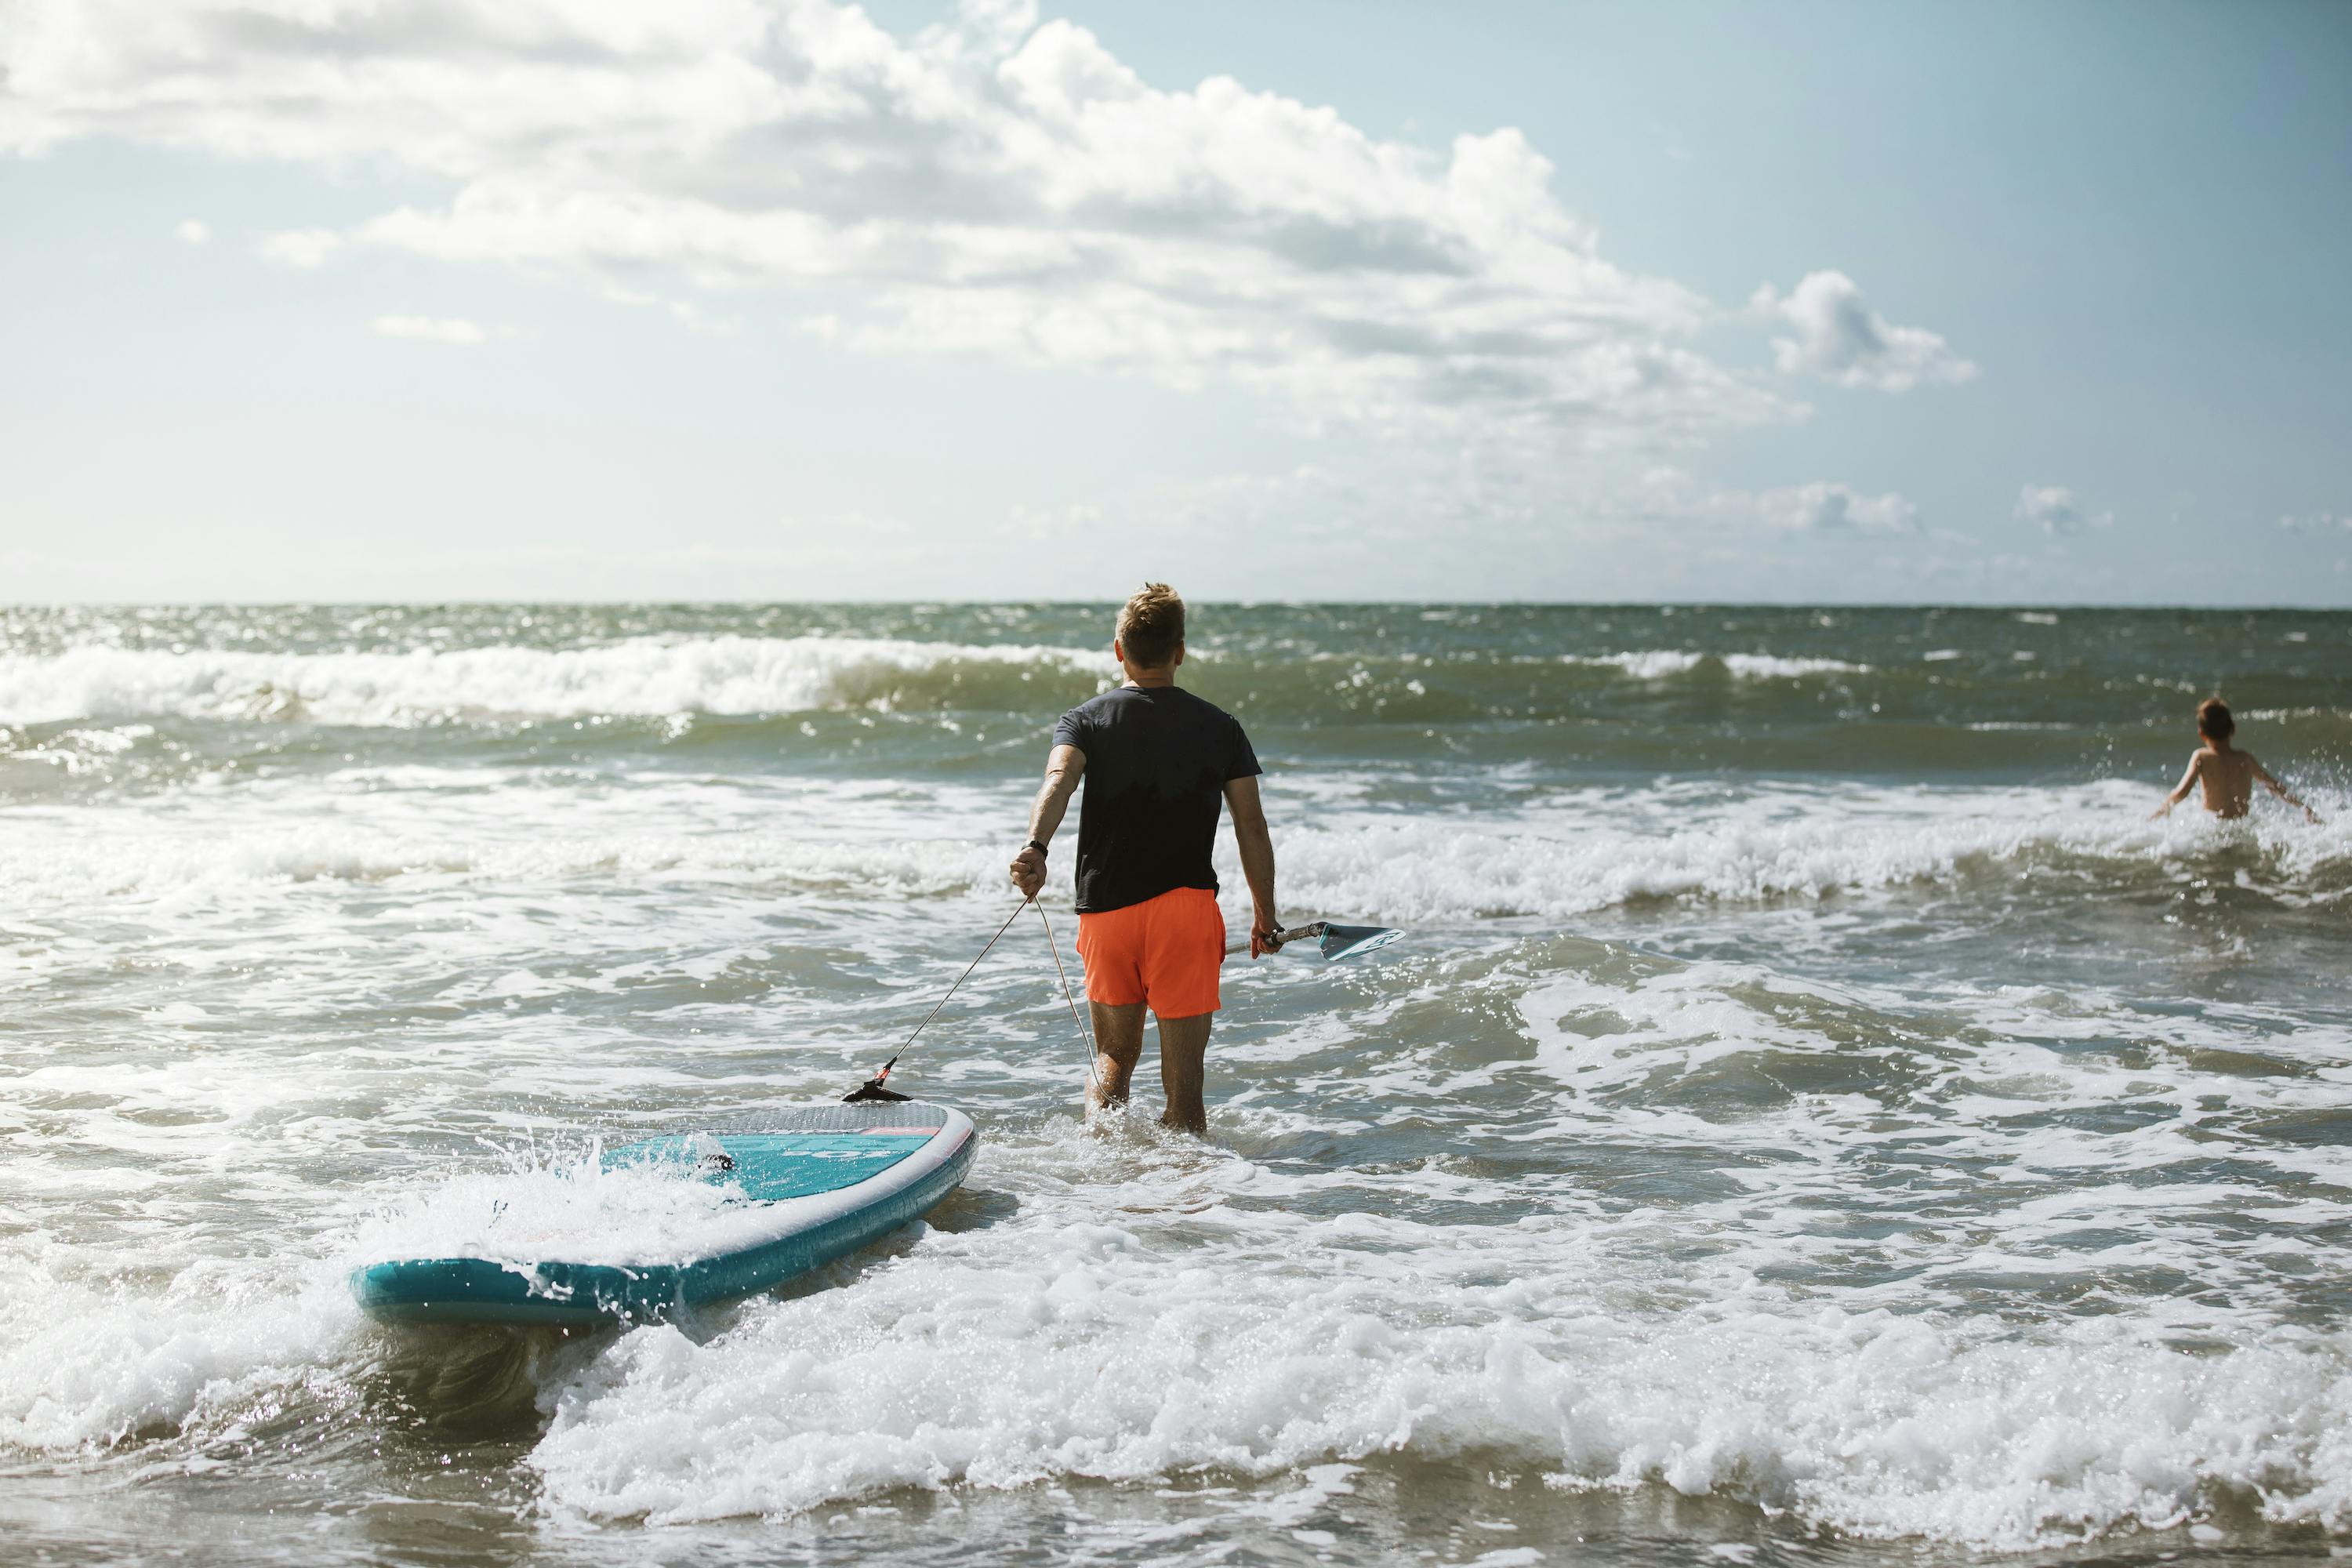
[{"xmin": 1, "ymin": 602, "xmax": 2347, "ymax": 1566}]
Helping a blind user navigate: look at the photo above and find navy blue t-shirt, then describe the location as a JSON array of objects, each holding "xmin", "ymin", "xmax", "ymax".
[{"xmin": 1051, "ymin": 685, "xmax": 1261, "ymax": 913}]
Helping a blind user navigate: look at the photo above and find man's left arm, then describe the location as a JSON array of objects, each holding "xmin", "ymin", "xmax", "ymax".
[
  {"xmin": 1011, "ymin": 743, "xmax": 1085, "ymax": 899},
  {"xmin": 1224, "ymin": 775, "xmax": 1280, "ymax": 956}
]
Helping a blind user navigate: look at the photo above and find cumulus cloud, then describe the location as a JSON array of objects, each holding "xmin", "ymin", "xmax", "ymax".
[
  {"xmin": 1759, "ymin": 481, "xmax": 1921, "ymax": 534},
  {"xmin": 373, "ymin": 315, "xmax": 496, "ymax": 345},
  {"xmin": 0, "ymin": 0, "xmax": 1799, "ymax": 446},
  {"xmin": 1753, "ymin": 270, "xmax": 1976, "ymax": 392},
  {"xmin": 1632, "ymin": 466, "xmax": 1919, "ymax": 535},
  {"xmin": 174, "ymin": 218, "xmax": 210, "ymax": 245},
  {"xmin": 2014, "ymin": 484, "xmax": 2113, "ymax": 535},
  {"xmin": 256, "ymin": 228, "xmax": 343, "ymax": 267}
]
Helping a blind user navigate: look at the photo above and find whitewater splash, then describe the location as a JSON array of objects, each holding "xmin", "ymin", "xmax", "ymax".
[
  {"xmin": 14, "ymin": 1105, "xmax": 2350, "ymax": 1550},
  {"xmin": 350, "ymin": 1142, "xmax": 760, "ymax": 1272},
  {"xmin": 5, "ymin": 602, "xmax": 2348, "ymax": 1567},
  {"xmin": 523, "ymin": 1205, "xmax": 2352, "ymax": 1548},
  {"xmin": 1565, "ymin": 650, "xmax": 1870, "ymax": 680},
  {"xmin": 0, "ymin": 637, "xmax": 1896, "ymax": 730},
  {"xmin": 0, "ymin": 637, "xmax": 1108, "ymax": 726},
  {"xmin": 4, "ymin": 772, "xmax": 2341, "ymax": 917}
]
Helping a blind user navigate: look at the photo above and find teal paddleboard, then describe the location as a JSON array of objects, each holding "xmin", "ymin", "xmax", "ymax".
[{"xmin": 353, "ymin": 1101, "xmax": 976, "ymax": 1327}]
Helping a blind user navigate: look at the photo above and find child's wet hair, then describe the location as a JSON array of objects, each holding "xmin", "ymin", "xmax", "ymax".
[{"xmin": 2197, "ymin": 697, "xmax": 2234, "ymax": 741}]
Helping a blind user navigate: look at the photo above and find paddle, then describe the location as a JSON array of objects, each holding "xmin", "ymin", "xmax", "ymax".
[
  {"xmin": 1226, "ymin": 920, "xmax": 1405, "ymax": 961},
  {"xmin": 847, "ymin": 909, "xmax": 1402, "ymax": 1103}
]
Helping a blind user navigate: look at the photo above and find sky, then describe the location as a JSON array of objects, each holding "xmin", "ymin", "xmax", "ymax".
[{"xmin": 2, "ymin": 0, "xmax": 2348, "ymax": 604}]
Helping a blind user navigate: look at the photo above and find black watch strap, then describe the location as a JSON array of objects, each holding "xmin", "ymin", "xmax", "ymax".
[{"xmin": 1024, "ymin": 837, "xmax": 1049, "ymax": 856}]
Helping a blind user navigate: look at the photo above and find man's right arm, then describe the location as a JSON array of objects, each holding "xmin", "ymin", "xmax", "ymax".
[
  {"xmin": 1223, "ymin": 774, "xmax": 1280, "ymax": 956},
  {"xmin": 1011, "ymin": 743, "xmax": 1084, "ymax": 899}
]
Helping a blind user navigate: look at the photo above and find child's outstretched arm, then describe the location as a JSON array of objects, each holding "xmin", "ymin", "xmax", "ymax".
[
  {"xmin": 2252, "ymin": 756, "xmax": 2322, "ymax": 825},
  {"xmin": 2151, "ymin": 753, "xmax": 2201, "ymax": 819}
]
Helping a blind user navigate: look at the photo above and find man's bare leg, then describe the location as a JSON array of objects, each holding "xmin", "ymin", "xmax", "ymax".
[
  {"xmin": 1087, "ymin": 1001, "xmax": 1147, "ymax": 1115},
  {"xmin": 1155, "ymin": 1011, "xmax": 1212, "ymax": 1134}
]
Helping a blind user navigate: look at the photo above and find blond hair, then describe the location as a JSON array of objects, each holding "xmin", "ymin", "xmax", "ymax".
[{"xmin": 1116, "ymin": 582, "xmax": 1185, "ymax": 668}]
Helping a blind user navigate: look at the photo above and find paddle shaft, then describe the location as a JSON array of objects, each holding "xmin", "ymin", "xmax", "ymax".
[{"xmin": 1224, "ymin": 921, "xmax": 1328, "ymax": 956}]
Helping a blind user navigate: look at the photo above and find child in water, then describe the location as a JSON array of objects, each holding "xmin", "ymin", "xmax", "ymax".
[{"xmin": 2151, "ymin": 698, "xmax": 2321, "ymax": 823}]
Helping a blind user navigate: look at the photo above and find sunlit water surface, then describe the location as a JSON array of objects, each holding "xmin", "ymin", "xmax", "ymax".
[{"xmin": 3, "ymin": 603, "xmax": 2350, "ymax": 1566}]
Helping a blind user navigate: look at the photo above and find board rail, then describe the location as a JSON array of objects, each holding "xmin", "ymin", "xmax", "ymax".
[{"xmin": 353, "ymin": 1102, "xmax": 976, "ymax": 1327}]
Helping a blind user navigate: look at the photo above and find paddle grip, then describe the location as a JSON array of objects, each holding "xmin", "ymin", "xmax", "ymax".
[{"xmin": 1223, "ymin": 920, "xmax": 1327, "ymax": 957}]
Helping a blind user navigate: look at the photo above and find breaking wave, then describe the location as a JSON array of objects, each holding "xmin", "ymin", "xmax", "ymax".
[
  {"xmin": 4, "ymin": 780, "xmax": 2343, "ymax": 916},
  {"xmin": 0, "ymin": 637, "xmax": 1105, "ymax": 727},
  {"xmin": 524, "ymin": 1241, "xmax": 2352, "ymax": 1548},
  {"xmin": 0, "ymin": 637, "xmax": 1898, "ymax": 731},
  {"xmin": 1565, "ymin": 650, "xmax": 1870, "ymax": 680}
]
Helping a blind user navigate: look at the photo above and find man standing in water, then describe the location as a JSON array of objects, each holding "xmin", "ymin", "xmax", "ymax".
[{"xmin": 1010, "ymin": 584, "xmax": 1279, "ymax": 1133}]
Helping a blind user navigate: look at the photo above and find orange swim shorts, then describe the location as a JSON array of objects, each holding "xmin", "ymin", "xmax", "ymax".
[{"xmin": 1074, "ymin": 886, "xmax": 1226, "ymax": 1017}]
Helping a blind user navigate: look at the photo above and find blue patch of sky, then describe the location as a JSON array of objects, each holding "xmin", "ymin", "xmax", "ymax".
[{"xmin": 3, "ymin": 1, "xmax": 2347, "ymax": 601}]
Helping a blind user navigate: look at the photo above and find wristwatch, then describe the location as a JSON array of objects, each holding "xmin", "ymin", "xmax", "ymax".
[{"xmin": 1024, "ymin": 838, "xmax": 1049, "ymax": 856}]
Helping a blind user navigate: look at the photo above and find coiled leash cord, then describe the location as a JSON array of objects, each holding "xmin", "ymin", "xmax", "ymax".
[{"xmin": 844, "ymin": 896, "xmax": 1098, "ymax": 1102}]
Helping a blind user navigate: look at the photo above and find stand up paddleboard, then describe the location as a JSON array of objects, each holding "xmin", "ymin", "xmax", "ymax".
[{"xmin": 353, "ymin": 1101, "xmax": 975, "ymax": 1327}]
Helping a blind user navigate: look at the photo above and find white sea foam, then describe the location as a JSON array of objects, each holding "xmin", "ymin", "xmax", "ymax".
[
  {"xmin": 517, "ymin": 1117, "xmax": 2352, "ymax": 1548},
  {"xmin": 5, "ymin": 609, "xmax": 2349, "ymax": 1559},
  {"xmin": 0, "ymin": 1250, "xmax": 354, "ymax": 1451},
  {"xmin": 350, "ymin": 1145, "xmax": 750, "ymax": 1271},
  {"xmin": 0, "ymin": 819, "xmax": 1004, "ymax": 902},
  {"xmin": 0, "ymin": 636, "xmax": 1104, "ymax": 726},
  {"xmin": 514, "ymin": 939, "xmax": 2352, "ymax": 1542},
  {"xmin": 1267, "ymin": 781, "xmax": 2350, "ymax": 923},
  {"xmin": 347, "ymin": 1140, "xmax": 887, "ymax": 1273},
  {"xmin": 6, "ymin": 834, "xmax": 2350, "ymax": 1550},
  {"xmin": 2, "ymin": 774, "xmax": 2343, "ymax": 922},
  {"xmin": 1565, "ymin": 652, "xmax": 1871, "ymax": 680}
]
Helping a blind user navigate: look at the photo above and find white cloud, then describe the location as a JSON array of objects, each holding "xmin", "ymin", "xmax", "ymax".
[
  {"xmin": 256, "ymin": 228, "xmax": 343, "ymax": 267},
  {"xmin": 1634, "ymin": 466, "xmax": 1920, "ymax": 535},
  {"xmin": 1753, "ymin": 270, "xmax": 1976, "ymax": 392},
  {"xmin": 0, "ymin": 0, "xmax": 1798, "ymax": 448},
  {"xmin": 1759, "ymin": 481, "xmax": 1920, "ymax": 534},
  {"xmin": 2278, "ymin": 511, "xmax": 2350, "ymax": 533},
  {"xmin": 2014, "ymin": 484, "xmax": 2113, "ymax": 535},
  {"xmin": 373, "ymin": 315, "xmax": 493, "ymax": 346},
  {"xmin": 174, "ymin": 218, "xmax": 210, "ymax": 245}
]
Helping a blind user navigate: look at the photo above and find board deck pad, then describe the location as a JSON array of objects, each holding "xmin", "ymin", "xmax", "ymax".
[
  {"xmin": 353, "ymin": 1100, "xmax": 975, "ymax": 1327},
  {"xmin": 626, "ymin": 1131, "xmax": 937, "ymax": 1200}
]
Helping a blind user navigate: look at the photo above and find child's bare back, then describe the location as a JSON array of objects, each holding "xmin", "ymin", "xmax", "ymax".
[
  {"xmin": 2183, "ymin": 744, "xmax": 2259, "ymax": 818},
  {"xmin": 2151, "ymin": 699, "xmax": 2320, "ymax": 824}
]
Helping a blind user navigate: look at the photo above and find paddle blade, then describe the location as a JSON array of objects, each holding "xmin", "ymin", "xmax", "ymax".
[
  {"xmin": 1314, "ymin": 924, "xmax": 1404, "ymax": 962},
  {"xmin": 844, "ymin": 1076, "xmax": 912, "ymax": 1104}
]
